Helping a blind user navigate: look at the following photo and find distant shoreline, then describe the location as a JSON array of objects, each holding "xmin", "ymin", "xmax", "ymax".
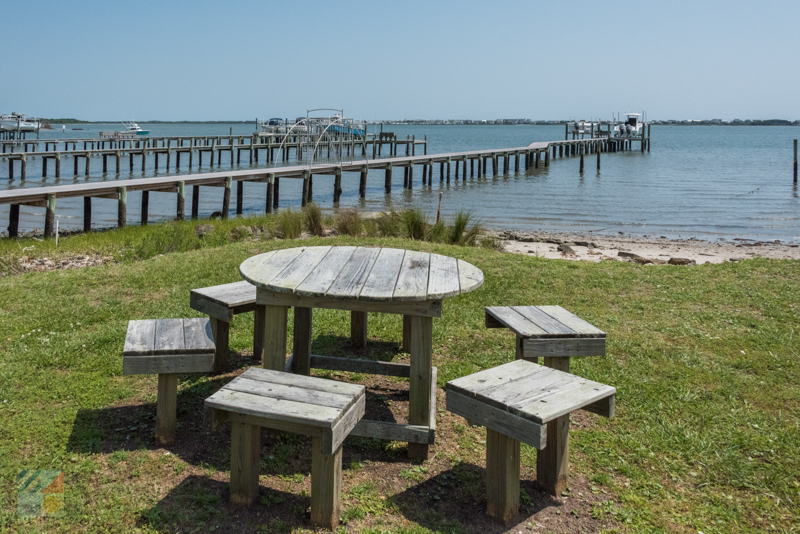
[{"xmin": 40, "ymin": 120, "xmax": 799, "ymax": 126}]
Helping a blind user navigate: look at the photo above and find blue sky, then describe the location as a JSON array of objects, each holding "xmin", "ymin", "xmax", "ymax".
[{"xmin": 4, "ymin": 0, "xmax": 798, "ymax": 121}]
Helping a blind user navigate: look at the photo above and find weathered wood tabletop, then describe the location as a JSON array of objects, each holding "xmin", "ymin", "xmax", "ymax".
[
  {"xmin": 239, "ymin": 246, "xmax": 483, "ymax": 303},
  {"xmin": 238, "ymin": 246, "xmax": 484, "ymax": 460}
]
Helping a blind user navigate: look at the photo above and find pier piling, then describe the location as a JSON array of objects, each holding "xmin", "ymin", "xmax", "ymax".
[
  {"xmin": 385, "ymin": 163, "xmax": 392, "ymax": 192},
  {"xmin": 141, "ymin": 191, "xmax": 149, "ymax": 226},
  {"xmin": 222, "ymin": 177, "xmax": 232, "ymax": 218},
  {"xmin": 266, "ymin": 174, "xmax": 274, "ymax": 214},
  {"xmin": 192, "ymin": 186, "xmax": 200, "ymax": 219},
  {"xmin": 44, "ymin": 194, "xmax": 56, "ymax": 238},
  {"xmin": 84, "ymin": 197, "xmax": 91, "ymax": 232},
  {"xmin": 597, "ymin": 144, "xmax": 601, "ymax": 171},
  {"xmin": 118, "ymin": 187, "xmax": 127, "ymax": 228},
  {"xmin": 177, "ymin": 181, "xmax": 185, "ymax": 220},
  {"xmin": 8, "ymin": 204, "xmax": 19, "ymax": 238},
  {"xmin": 360, "ymin": 165, "xmax": 367, "ymax": 198},
  {"xmin": 795, "ymin": 139, "xmax": 798, "ymax": 183}
]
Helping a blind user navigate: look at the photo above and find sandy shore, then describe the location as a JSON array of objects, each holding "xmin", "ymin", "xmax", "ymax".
[{"xmin": 492, "ymin": 229, "xmax": 800, "ymax": 264}]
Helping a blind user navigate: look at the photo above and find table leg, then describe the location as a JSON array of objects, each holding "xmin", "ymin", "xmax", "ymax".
[
  {"xmin": 350, "ymin": 311, "xmax": 367, "ymax": 348},
  {"xmin": 209, "ymin": 318, "xmax": 230, "ymax": 374},
  {"xmin": 486, "ymin": 427, "xmax": 520, "ymax": 525},
  {"xmin": 408, "ymin": 315, "xmax": 433, "ymax": 460},
  {"xmin": 402, "ymin": 314, "xmax": 412, "ymax": 352},
  {"xmin": 253, "ymin": 305, "xmax": 265, "ymax": 363},
  {"xmin": 262, "ymin": 305, "xmax": 288, "ymax": 371},
  {"xmin": 537, "ymin": 356, "xmax": 570, "ymax": 494},
  {"xmin": 155, "ymin": 373, "xmax": 177, "ymax": 446},
  {"xmin": 311, "ymin": 437, "xmax": 342, "ymax": 530},
  {"xmin": 230, "ymin": 421, "xmax": 261, "ymax": 505},
  {"xmin": 292, "ymin": 307, "xmax": 312, "ymax": 375}
]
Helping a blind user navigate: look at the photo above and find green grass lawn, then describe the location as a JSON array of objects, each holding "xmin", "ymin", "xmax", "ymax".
[{"xmin": 0, "ymin": 232, "xmax": 798, "ymax": 533}]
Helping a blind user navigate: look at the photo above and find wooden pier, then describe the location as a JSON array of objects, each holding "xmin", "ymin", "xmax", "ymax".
[
  {"xmin": 0, "ymin": 133, "xmax": 428, "ymax": 181},
  {"xmin": 0, "ymin": 135, "xmax": 648, "ymax": 239}
]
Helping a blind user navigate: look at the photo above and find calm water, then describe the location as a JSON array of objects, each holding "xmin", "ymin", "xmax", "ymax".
[{"xmin": 2, "ymin": 124, "xmax": 799, "ymax": 241}]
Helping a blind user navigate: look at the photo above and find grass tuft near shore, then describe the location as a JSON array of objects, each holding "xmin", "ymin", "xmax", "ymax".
[{"xmin": 0, "ymin": 230, "xmax": 798, "ymax": 533}]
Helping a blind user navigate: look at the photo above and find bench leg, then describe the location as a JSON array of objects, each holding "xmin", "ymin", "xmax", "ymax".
[
  {"xmin": 408, "ymin": 315, "xmax": 433, "ymax": 460},
  {"xmin": 155, "ymin": 373, "xmax": 177, "ymax": 446},
  {"xmin": 536, "ymin": 414, "xmax": 570, "ymax": 495},
  {"xmin": 263, "ymin": 305, "xmax": 288, "ymax": 371},
  {"xmin": 209, "ymin": 318, "xmax": 230, "ymax": 374},
  {"xmin": 230, "ymin": 421, "xmax": 261, "ymax": 505},
  {"xmin": 350, "ymin": 310, "xmax": 367, "ymax": 348},
  {"xmin": 486, "ymin": 427, "xmax": 520, "ymax": 525},
  {"xmin": 536, "ymin": 356, "xmax": 571, "ymax": 494},
  {"xmin": 292, "ymin": 307, "xmax": 312, "ymax": 375},
  {"xmin": 311, "ymin": 437, "xmax": 342, "ymax": 530},
  {"xmin": 253, "ymin": 305, "xmax": 266, "ymax": 363}
]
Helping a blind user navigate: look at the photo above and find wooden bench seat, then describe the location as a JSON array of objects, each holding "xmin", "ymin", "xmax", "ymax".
[
  {"xmin": 205, "ymin": 367, "xmax": 365, "ymax": 530},
  {"xmin": 485, "ymin": 305, "xmax": 606, "ymax": 365},
  {"xmin": 446, "ymin": 359, "xmax": 615, "ymax": 525},
  {"xmin": 123, "ymin": 318, "xmax": 215, "ymax": 445},
  {"xmin": 190, "ymin": 281, "xmax": 262, "ymax": 373}
]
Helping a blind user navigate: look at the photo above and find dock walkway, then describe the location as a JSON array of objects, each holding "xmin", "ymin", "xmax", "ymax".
[
  {"xmin": 1, "ymin": 135, "xmax": 649, "ymax": 238},
  {"xmin": 0, "ymin": 133, "xmax": 427, "ymax": 180}
]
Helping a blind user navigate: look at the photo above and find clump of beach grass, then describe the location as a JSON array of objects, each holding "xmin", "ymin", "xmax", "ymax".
[
  {"xmin": 376, "ymin": 211, "xmax": 404, "ymax": 238},
  {"xmin": 276, "ymin": 208, "xmax": 303, "ymax": 239},
  {"xmin": 448, "ymin": 209, "xmax": 482, "ymax": 246},
  {"xmin": 303, "ymin": 203, "xmax": 325, "ymax": 237},
  {"xmin": 403, "ymin": 207, "xmax": 428, "ymax": 240},
  {"xmin": 336, "ymin": 209, "xmax": 363, "ymax": 236}
]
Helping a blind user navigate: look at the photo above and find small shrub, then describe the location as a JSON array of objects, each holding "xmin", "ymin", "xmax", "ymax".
[
  {"xmin": 303, "ymin": 203, "xmax": 325, "ymax": 236},
  {"xmin": 277, "ymin": 208, "xmax": 302, "ymax": 239},
  {"xmin": 336, "ymin": 209, "xmax": 363, "ymax": 236},
  {"xmin": 403, "ymin": 207, "xmax": 427, "ymax": 240},
  {"xmin": 377, "ymin": 211, "xmax": 404, "ymax": 237}
]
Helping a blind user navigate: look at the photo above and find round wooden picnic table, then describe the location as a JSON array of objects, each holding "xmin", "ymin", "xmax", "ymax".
[{"xmin": 239, "ymin": 245, "xmax": 483, "ymax": 459}]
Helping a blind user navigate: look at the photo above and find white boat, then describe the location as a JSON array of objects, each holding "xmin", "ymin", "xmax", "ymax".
[
  {"xmin": 570, "ymin": 120, "xmax": 599, "ymax": 136},
  {"xmin": 0, "ymin": 113, "xmax": 40, "ymax": 132},
  {"xmin": 122, "ymin": 120, "xmax": 149, "ymax": 135},
  {"xmin": 614, "ymin": 113, "xmax": 645, "ymax": 138}
]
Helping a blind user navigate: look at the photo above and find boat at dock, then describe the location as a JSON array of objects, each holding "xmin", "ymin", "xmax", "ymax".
[
  {"xmin": 614, "ymin": 113, "xmax": 645, "ymax": 138},
  {"xmin": 122, "ymin": 120, "xmax": 149, "ymax": 135},
  {"xmin": 0, "ymin": 113, "xmax": 40, "ymax": 133}
]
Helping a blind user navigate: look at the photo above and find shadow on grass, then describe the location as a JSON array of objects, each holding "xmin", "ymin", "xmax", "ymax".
[
  {"xmin": 312, "ymin": 334, "xmax": 403, "ymax": 362},
  {"xmin": 137, "ymin": 474, "xmax": 307, "ymax": 533},
  {"xmin": 66, "ymin": 373, "xmax": 234, "ymax": 467},
  {"xmin": 389, "ymin": 464, "xmax": 560, "ymax": 533}
]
